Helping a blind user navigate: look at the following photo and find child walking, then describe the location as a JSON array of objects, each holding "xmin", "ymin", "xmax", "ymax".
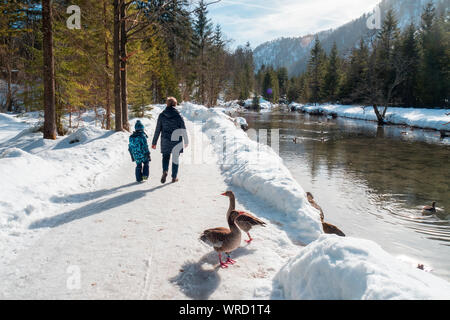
[{"xmin": 128, "ymin": 120, "xmax": 151, "ymax": 183}]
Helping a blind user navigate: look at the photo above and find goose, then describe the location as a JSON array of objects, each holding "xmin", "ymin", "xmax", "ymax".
[
  {"xmin": 422, "ymin": 202, "xmax": 436, "ymax": 216},
  {"xmin": 306, "ymin": 192, "xmax": 345, "ymax": 237},
  {"xmin": 221, "ymin": 191, "xmax": 266, "ymax": 243},
  {"xmin": 200, "ymin": 210, "xmax": 242, "ymax": 269}
]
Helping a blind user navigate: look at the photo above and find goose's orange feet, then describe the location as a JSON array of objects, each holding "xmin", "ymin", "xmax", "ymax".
[
  {"xmin": 220, "ymin": 262, "xmax": 229, "ymax": 269},
  {"xmin": 226, "ymin": 258, "xmax": 236, "ymax": 265},
  {"xmin": 245, "ymin": 238, "xmax": 253, "ymax": 244}
]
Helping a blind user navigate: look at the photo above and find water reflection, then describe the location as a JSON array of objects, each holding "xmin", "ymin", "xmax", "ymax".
[{"xmin": 241, "ymin": 110, "xmax": 450, "ymax": 281}]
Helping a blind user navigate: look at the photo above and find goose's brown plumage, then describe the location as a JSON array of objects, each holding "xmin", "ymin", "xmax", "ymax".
[
  {"xmin": 200, "ymin": 210, "xmax": 242, "ymax": 268},
  {"xmin": 306, "ymin": 192, "xmax": 345, "ymax": 237},
  {"xmin": 422, "ymin": 202, "xmax": 436, "ymax": 216},
  {"xmin": 221, "ymin": 191, "xmax": 266, "ymax": 243}
]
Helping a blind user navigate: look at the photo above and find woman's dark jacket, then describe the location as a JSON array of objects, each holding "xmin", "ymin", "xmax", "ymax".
[{"xmin": 152, "ymin": 106, "xmax": 189, "ymax": 155}]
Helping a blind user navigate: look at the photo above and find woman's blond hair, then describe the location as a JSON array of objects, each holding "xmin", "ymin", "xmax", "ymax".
[{"xmin": 166, "ymin": 97, "xmax": 178, "ymax": 107}]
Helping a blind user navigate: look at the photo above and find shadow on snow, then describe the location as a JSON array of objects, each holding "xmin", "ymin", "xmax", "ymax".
[{"xmin": 29, "ymin": 184, "xmax": 170, "ymax": 229}]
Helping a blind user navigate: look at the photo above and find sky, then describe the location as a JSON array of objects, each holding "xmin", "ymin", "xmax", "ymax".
[{"xmin": 207, "ymin": 0, "xmax": 382, "ymax": 49}]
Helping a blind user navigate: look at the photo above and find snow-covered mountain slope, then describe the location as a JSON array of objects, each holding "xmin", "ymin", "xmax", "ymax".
[{"xmin": 253, "ymin": 0, "xmax": 449, "ymax": 76}]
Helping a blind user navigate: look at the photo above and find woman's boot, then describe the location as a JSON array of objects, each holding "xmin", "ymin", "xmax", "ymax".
[{"xmin": 161, "ymin": 171, "xmax": 168, "ymax": 184}]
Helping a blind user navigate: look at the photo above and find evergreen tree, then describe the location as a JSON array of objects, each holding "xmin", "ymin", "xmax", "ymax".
[
  {"xmin": 262, "ymin": 68, "xmax": 279, "ymax": 103},
  {"xmin": 277, "ymin": 67, "xmax": 288, "ymax": 97},
  {"xmin": 340, "ymin": 38, "xmax": 368, "ymax": 104},
  {"xmin": 418, "ymin": 3, "xmax": 449, "ymax": 107},
  {"xmin": 397, "ymin": 23, "xmax": 419, "ymax": 107},
  {"xmin": 375, "ymin": 8, "xmax": 400, "ymax": 103},
  {"xmin": 0, "ymin": 0, "xmax": 31, "ymax": 112},
  {"xmin": 307, "ymin": 37, "xmax": 326, "ymax": 105},
  {"xmin": 191, "ymin": 0, "xmax": 213, "ymax": 105},
  {"xmin": 322, "ymin": 42, "xmax": 340, "ymax": 102}
]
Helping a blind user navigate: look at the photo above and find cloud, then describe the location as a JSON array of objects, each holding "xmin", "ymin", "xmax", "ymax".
[{"xmin": 208, "ymin": 0, "xmax": 381, "ymax": 48}]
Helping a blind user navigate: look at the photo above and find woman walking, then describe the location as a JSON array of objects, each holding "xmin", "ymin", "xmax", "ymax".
[{"xmin": 152, "ymin": 97, "xmax": 189, "ymax": 183}]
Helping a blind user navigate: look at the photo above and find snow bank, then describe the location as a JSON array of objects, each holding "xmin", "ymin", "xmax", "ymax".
[
  {"xmin": 291, "ymin": 103, "xmax": 450, "ymax": 131},
  {"xmin": 244, "ymin": 97, "xmax": 274, "ymax": 110},
  {"xmin": 0, "ymin": 127, "xmax": 128, "ymax": 228},
  {"xmin": 179, "ymin": 102, "xmax": 323, "ymax": 244},
  {"xmin": 0, "ymin": 113, "xmax": 31, "ymax": 144},
  {"xmin": 0, "ymin": 111, "xmax": 157, "ymax": 266},
  {"xmin": 275, "ymin": 235, "xmax": 450, "ymax": 300}
]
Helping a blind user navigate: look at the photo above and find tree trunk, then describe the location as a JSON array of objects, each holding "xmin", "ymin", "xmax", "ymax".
[
  {"xmin": 373, "ymin": 105, "xmax": 386, "ymax": 126},
  {"xmin": 6, "ymin": 61, "xmax": 12, "ymax": 112},
  {"xmin": 120, "ymin": 1, "xmax": 129, "ymax": 131},
  {"xmin": 42, "ymin": 0, "xmax": 57, "ymax": 140},
  {"xmin": 103, "ymin": 0, "xmax": 111, "ymax": 130},
  {"xmin": 113, "ymin": 0, "xmax": 123, "ymax": 131}
]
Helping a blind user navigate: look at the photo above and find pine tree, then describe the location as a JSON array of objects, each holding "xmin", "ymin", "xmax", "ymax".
[
  {"xmin": 262, "ymin": 68, "xmax": 279, "ymax": 103},
  {"xmin": 0, "ymin": 0, "xmax": 30, "ymax": 112},
  {"xmin": 322, "ymin": 42, "xmax": 340, "ymax": 103},
  {"xmin": 191, "ymin": 0, "xmax": 213, "ymax": 105},
  {"xmin": 340, "ymin": 38, "xmax": 368, "ymax": 104},
  {"xmin": 397, "ymin": 23, "xmax": 419, "ymax": 107},
  {"xmin": 418, "ymin": 3, "xmax": 449, "ymax": 107},
  {"xmin": 277, "ymin": 67, "xmax": 288, "ymax": 98},
  {"xmin": 307, "ymin": 37, "xmax": 326, "ymax": 105},
  {"xmin": 375, "ymin": 8, "xmax": 400, "ymax": 102},
  {"xmin": 205, "ymin": 25, "xmax": 227, "ymax": 106}
]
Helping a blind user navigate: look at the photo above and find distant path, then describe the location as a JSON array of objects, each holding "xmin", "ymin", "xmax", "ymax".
[{"xmin": 0, "ymin": 120, "xmax": 299, "ymax": 299}]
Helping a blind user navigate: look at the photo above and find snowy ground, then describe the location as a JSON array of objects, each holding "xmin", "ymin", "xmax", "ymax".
[
  {"xmin": 290, "ymin": 103, "xmax": 450, "ymax": 132},
  {"xmin": 1, "ymin": 104, "xmax": 450, "ymax": 299}
]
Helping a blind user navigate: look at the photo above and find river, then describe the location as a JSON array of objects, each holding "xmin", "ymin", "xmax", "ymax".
[{"xmin": 239, "ymin": 109, "xmax": 450, "ymax": 281}]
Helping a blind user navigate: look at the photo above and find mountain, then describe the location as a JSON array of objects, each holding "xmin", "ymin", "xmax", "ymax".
[{"xmin": 253, "ymin": 0, "xmax": 449, "ymax": 76}]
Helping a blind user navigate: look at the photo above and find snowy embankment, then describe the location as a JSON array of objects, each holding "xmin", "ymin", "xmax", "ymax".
[
  {"xmin": 217, "ymin": 97, "xmax": 275, "ymax": 113},
  {"xmin": 180, "ymin": 102, "xmax": 450, "ymax": 299},
  {"xmin": 0, "ymin": 111, "xmax": 154, "ymax": 266},
  {"xmin": 275, "ymin": 236, "xmax": 450, "ymax": 300},
  {"xmin": 180, "ymin": 102, "xmax": 323, "ymax": 245},
  {"xmin": 290, "ymin": 103, "xmax": 450, "ymax": 132}
]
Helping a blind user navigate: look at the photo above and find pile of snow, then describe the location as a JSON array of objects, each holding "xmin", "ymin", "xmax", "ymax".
[
  {"xmin": 179, "ymin": 102, "xmax": 323, "ymax": 245},
  {"xmin": 216, "ymin": 100, "xmax": 245, "ymax": 115},
  {"xmin": 275, "ymin": 235, "xmax": 450, "ymax": 300},
  {"xmin": 233, "ymin": 116, "xmax": 248, "ymax": 129},
  {"xmin": 0, "ymin": 113, "xmax": 31, "ymax": 143},
  {"xmin": 0, "ymin": 127, "xmax": 128, "ymax": 228},
  {"xmin": 244, "ymin": 97, "xmax": 274, "ymax": 110},
  {"xmin": 288, "ymin": 102, "xmax": 303, "ymax": 111},
  {"xmin": 54, "ymin": 126, "xmax": 107, "ymax": 149},
  {"xmin": 0, "ymin": 111, "xmax": 156, "ymax": 266},
  {"xmin": 293, "ymin": 104, "xmax": 450, "ymax": 131}
]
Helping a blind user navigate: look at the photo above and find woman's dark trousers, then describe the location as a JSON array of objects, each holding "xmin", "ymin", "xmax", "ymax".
[{"xmin": 162, "ymin": 153, "xmax": 179, "ymax": 178}]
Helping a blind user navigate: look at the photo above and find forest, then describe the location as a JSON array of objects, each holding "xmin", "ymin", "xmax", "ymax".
[
  {"xmin": 0, "ymin": 1, "xmax": 449, "ymax": 137},
  {"xmin": 255, "ymin": 3, "xmax": 449, "ymax": 121},
  {"xmin": 0, "ymin": 0, "xmax": 254, "ymax": 137}
]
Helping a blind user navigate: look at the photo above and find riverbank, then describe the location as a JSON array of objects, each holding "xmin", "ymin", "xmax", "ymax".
[
  {"xmin": 1, "ymin": 104, "xmax": 450, "ymax": 299},
  {"xmin": 289, "ymin": 103, "xmax": 450, "ymax": 132}
]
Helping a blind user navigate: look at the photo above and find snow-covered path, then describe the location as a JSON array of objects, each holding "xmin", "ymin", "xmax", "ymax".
[{"xmin": 0, "ymin": 120, "xmax": 299, "ymax": 300}]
